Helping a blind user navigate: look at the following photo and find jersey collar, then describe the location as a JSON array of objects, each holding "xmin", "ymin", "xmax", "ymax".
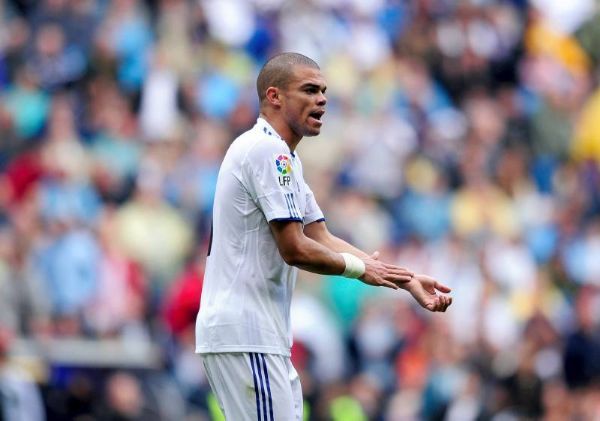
[
  {"xmin": 256, "ymin": 117, "xmax": 296, "ymax": 157},
  {"xmin": 256, "ymin": 117, "xmax": 283, "ymax": 141}
]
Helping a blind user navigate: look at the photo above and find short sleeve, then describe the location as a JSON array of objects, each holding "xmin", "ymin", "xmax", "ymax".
[
  {"xmin": 303, "ymin": 182, "xmax": 325, "ymax": 225},
  {"xmin": 242, "ymin": 141, "xmax": 303, "ymax": 222}
]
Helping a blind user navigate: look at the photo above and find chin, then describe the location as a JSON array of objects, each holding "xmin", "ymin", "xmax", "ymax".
[{"xmin": 303, "ymin": 126, "xmax": 321, "ymax": 137}]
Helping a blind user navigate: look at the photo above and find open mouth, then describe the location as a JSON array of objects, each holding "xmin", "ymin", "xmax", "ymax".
[{"xmin": 309, "ymin": 110, "xmax": 325, "ymax": 123}]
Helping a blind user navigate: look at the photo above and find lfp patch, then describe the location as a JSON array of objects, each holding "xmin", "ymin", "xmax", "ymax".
[
  {"xmin": 275, "ymin": 154, "xmax": 292, "ymax": 175},
  {"xmin": 275, "ymin": 154, "xmax": 292, "ymax": 187}
]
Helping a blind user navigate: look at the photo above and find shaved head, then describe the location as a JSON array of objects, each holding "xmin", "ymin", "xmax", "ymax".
[{"xmin": 257, "ymin": 53, "xmax": 320, "ymax": 105}]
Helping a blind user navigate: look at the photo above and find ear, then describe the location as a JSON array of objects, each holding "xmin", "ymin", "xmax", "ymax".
[{"xmin": 265, "ymin": 87, "xmax": 282, "ymax": 107}]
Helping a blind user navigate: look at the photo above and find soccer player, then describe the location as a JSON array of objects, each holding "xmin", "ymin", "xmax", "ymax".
[{"xmin": 195, "ymin": 52, "xmax": 452, "ymax": 420}]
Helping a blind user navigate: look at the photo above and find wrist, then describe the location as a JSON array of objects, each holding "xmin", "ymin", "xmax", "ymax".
[
  {"xmin": 401, "ymin": 276, "xmax": 418, "ymax": 291},
  {"xmin": 340, "ymin": 253, "xmax": 366, "ymax": 279}
]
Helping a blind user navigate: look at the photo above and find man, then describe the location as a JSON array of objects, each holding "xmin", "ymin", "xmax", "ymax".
[
  {"xmin": 0, "ymin": 328, "xmax": 46, "ymax": 421},
  {"xmin": 195, "ymin": 52, "xmax": 452, "ymax": 420}
]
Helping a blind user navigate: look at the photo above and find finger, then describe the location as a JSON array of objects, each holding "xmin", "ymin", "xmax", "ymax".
[
  {"xmin": 384, "ymin": 267, "xmax": 414, "ymax": 279},
  {"xmin": 440, "ymin": 296, "xmax": 452, "ymax": 312},
  {"xmin": 370, "ymin": 251, "xmax": 380, "ymax": 260},
  {"xmin": 436, "ymin": 297, "xmax": 445, "ymax": 312},
  {"xmin": 379, "ymin": 280, "xmax": 399, "ymax": 290},
  {"xmin": 383, "ymin": 264, "xmax": 412, "ymax": 274},
  {"xmin": 382, "ymin": 266, "xmax": 413, "ymax": 277},
  {"xmin": 438, "ymin": 299, "xmax": 447, "ymax": 312},
  {"xmin": 386, "ymin": 274, "xmax": 414, "ymax": 285},
  {"xmin": 425, "ymin": 296, "xmax": 439, "ymax": 310},
  {"xmin": 434, "ymin": 296, "xmax": 447, "ymax": 312},
  {"xmin": 434, "ymin": 282, "xmax": 452, "ymax": 293},
  {"xmin": 426, "ymin": 301, "xmax": 436, "ymax": 311}
]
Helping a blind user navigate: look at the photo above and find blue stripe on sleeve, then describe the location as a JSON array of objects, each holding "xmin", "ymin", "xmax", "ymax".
[
  {"xmin": 286, "ymin": 193, "xmax": 297, "ymax": 219},
  {"xmin": 288, "ymin": 193, "xmax": 300, "ymax": 219},
  {"xmin": 285, "ymin": 193, "xmax": 300, "ymax": 219},
  {"xmin": 284, "ymin": 193, "xmax": 293, "ymax": 218}
]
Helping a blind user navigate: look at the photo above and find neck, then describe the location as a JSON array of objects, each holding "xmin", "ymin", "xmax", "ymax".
[{"xmin": 259, "ymin": 111, "xmax": 301, "ymax": 152}]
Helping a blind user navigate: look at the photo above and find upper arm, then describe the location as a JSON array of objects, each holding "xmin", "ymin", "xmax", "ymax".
[
  {"xmin": 303, "ymin": 219, "xmax": 331, "ymax": 244},
  {"xmin": 269, "ymin": 219, "xmax": 307, "ymax": 264}
]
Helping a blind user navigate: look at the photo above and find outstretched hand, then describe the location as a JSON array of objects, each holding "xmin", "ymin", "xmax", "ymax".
[
  {"xmin": 354, "ymin": 253, "xmax": 452, "ymax": 312},
  {"xmin": 405, "ymin": 274, "xmax": 452, "ymax": 312},
  {"xmin": 359, "ymin": 251, "xmax": 414, "ymax": 290}
]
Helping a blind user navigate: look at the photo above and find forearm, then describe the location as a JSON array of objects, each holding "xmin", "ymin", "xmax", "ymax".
[
  {"xmin": 298, "ymin": 221, "xmax": 415, "ymax": 289},
  {"xmin": 282, "ymin": 236, "xmax": 347, "ymax": 275},
  {"xmin": 310, "ymin": 231, "xmax": 370, "ymax": 259}
]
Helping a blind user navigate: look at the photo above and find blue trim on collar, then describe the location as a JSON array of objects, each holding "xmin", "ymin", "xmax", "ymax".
[
  {"xmin": 257, "ymin": 117, "xmax": 297, "ymax": 156},
  {"xmin": 257, "ymin": 117, "xmax": 281, "ymax": 140}
]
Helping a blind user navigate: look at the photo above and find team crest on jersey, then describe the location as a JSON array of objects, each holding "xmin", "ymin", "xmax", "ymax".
[{"xmin": 275, "ymin": 154, "xmax": 292, "ymax": 186}]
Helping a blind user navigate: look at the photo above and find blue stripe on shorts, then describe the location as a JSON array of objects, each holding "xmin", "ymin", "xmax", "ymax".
[
  {"xmin": 249, "ymin": 353, "xmax": 262, "ymax": 420},
  {"xmin": 260, "ymin": 353, "xmax": 275, "ymax": 421}
]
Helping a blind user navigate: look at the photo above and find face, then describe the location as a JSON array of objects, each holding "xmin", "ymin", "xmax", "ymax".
[{"xmin": 279, "ymin": 65, "xmax": 327, "ymax": 139}]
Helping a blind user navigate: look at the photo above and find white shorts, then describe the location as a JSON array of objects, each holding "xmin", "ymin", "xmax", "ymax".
[{"xmin": 202, "ymin": 352, "xmax": 303, "ymax": 421}]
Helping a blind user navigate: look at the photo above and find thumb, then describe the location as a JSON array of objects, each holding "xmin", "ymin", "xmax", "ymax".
[
  {"xmin": 370, "ymin": 251, "xmax": 380, "ymax": 260},
  {"xmin": 434, "ymin": 281, "xmax": 452, "ymax": 293}
]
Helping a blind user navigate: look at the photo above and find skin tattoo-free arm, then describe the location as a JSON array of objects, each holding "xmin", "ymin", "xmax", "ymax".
[
  {"xmin": 303, "ymin": 220, "xmax": 453, "ymax": 312},
  {"xmin": 270, "ymin": 220, "xmax": 415, "ymax": 290}
]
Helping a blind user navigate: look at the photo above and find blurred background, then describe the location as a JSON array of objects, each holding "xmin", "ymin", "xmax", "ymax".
[{"xmin": 1, "ymin": 0, "xmax": 600, "ymax": 419}]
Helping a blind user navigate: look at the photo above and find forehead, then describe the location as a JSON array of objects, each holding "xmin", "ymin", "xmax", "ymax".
[{"xmin": 288, "ymin": 65, "xmax": 326, "ymax": 87}]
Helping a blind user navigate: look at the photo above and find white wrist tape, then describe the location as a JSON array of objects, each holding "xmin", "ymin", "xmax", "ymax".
[{"xmin": 340, "ymin": 253, "xmax": 366, "ymax": 279}]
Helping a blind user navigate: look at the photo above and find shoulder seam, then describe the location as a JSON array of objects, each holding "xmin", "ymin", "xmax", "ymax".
[{"xmin": 240, "ymin": 133, "xmax": 288, "ymax": 168}]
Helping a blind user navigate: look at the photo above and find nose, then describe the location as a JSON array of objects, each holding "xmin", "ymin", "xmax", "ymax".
[{"xmin": 317, "ymin": 92, "xmax": 327, "ymax": 106}]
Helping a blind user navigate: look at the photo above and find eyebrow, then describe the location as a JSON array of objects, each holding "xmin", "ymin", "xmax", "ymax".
[{"xmin": 300, "ymin": 83, "xmax": 327, "ymax": 92}]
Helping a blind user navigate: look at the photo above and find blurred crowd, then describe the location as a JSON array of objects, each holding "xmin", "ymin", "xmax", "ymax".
[{"xmin": 1, "ymin": 0, "xmax": 600, "ymax": 419}]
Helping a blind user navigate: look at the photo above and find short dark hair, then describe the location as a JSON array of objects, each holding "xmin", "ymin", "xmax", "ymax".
[{"xmin": 256, "ymin": 52, "xmax": 320, "ymax": 104}]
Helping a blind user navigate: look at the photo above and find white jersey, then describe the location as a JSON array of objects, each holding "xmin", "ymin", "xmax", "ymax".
[{"xmin": 195, "ymin": 117, "xmax": 324, "ymax": 356}]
